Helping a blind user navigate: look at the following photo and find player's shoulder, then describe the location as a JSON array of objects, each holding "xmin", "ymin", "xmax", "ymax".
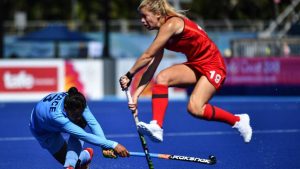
[
  {"xmin": 50, "ymin": 108, "xmax": 69, "ymax": 126},
  {"xmin": 165, "ymin": 16, "xmax": 184, "ymax": 25},
  {"xmin": 163, "ymin": 16, "xmax": 184, "ymax": 33}
]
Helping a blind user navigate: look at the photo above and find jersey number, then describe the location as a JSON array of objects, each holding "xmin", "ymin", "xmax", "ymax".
[{"xmin": 209, "ymin": 71, "xmax": 221, "ymax": 84}]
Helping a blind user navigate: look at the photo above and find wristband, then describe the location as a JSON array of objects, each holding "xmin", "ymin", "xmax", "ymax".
[{"xmin": 126, "ymin": 71, "xmax": 134, "ymax": 79}]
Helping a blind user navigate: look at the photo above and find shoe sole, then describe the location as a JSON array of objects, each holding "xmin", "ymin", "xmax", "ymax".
[{"xmin": 137, "ymin": 124, "xmax": 162, "ymax": 142}]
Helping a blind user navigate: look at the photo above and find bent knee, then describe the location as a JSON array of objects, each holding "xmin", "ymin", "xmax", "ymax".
[
  {"xmin": 155, "ymin": 71, "xmax": 170, "ymax": 85},
  {"xmin": 187, "ymin": 101, "xmax": 205, "ymax": 118}
]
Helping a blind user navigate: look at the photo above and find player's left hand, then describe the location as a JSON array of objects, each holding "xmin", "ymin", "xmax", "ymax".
[
  {"xmin": 128, "ymin": 95, "xmax": 138, "ymax": 111},
  {"xmin": 102, "ymin": 149, "xmax": 118, "ymax": 159}
]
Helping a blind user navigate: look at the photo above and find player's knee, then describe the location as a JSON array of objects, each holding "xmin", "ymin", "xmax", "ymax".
[
  {"xmin": 156, "ymin": 72, "xmax": 169, "ymax": 85},
  {"xmin": 187, "ymin": 97, "xmax": 205, "ymax": 118}
]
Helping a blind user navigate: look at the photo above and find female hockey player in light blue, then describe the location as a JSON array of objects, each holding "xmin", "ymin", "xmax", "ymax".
[{"xmin": 29, "ymin": 87, "xmax": 129, "ymax": 169}]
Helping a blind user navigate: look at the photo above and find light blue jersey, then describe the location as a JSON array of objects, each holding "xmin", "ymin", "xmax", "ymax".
[{"xmin": 29, "ymin": 92, "xmax": 118, "ymax": 153}]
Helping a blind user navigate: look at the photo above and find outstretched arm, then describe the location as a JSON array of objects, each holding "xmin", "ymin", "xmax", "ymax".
[
  {"xmin": 120, "ymin": 18, "xmax": 181, "ymax": 91},
  {"xmin": 62, "ymin": 121, "xmax": 118, "ymax": 149},
  {"xmin": 63, "ymin": 107, "xmax": 129, "ymax": 157},
  {"xmin": 128, "ymin": 21, "xmax": 176, "ymax": 76},
  {"xmin": 82, "ymin": 106, "xmax": 106, "ymax": 138}
]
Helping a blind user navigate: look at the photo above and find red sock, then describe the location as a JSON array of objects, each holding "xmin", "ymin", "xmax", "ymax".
[
  {"xmin": 152, "ymin": 84, "xmax": 168, "ymax": 128},
  {"xmin": 202, "ymin": 104, "xmax": 240, "ymax": 126}
]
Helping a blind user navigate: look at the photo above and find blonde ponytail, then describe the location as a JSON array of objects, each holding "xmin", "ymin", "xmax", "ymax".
[{"xmin": 138, "ymin": 0, "xmax": 186, "ymax": 17}]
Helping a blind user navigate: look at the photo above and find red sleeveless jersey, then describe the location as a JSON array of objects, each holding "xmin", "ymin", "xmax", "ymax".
[{"xmin": 164, "ymin": 17, "xmax": 227, "ymax": 90}]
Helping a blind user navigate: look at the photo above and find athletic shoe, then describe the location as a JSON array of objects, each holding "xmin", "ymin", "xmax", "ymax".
[
  {"xmin": 80, "ymin": 148, "xmax": 94, "ymax": 169},
  {"xmin": 137, "ymin": 120, "xmax": 163, "ymax": 142},
  {"xmin": 233, "ymin": 114, "xmax": 253, "ymax": 143}
]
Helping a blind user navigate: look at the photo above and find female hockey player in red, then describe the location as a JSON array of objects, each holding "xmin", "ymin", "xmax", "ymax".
[{"xmin": 120, "ymin": 0, "xmax": 252, "ymax": 143}]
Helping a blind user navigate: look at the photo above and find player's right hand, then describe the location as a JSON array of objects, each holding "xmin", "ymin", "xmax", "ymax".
[
  {"xmin": 114, "ymin": 143, "xmax": 130, "ymax": 157},
  {"xmin": 119, "ymin": 72, "xmax": 133, "ymax": 90}
]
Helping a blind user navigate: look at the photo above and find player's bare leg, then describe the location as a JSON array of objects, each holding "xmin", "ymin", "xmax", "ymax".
[
  {"xmin": 188, "ymin": 76, "xmax": 252, "ymax": 143},
  {"xmin": 137, "ymin": 64, "xmax": 197, "ymax": 142},
  {"xmin": 138, "ymin": 64, "xmax": 252, "ymax": 143}
]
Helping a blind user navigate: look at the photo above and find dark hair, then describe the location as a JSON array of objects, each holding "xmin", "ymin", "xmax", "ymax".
[{"xmin": 64, "ymin": 87, "xmax": 86, "ymax": 115}]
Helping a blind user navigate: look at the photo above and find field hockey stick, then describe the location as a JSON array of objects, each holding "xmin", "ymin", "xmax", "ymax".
[
  {"xmin": 130, "ymin": 151, "xmax": 216, "ymax": 165},
  {"xmin": 124, "ymin": 89, "xmax": 154, "ymax": 169}
]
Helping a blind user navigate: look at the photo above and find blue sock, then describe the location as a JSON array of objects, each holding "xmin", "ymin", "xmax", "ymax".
[
  {"xmin": 64, "ymin": 136, "xmax": 83, "ymax": 167},
  {"xmin": 79, "ymin": 149, "xmax": 91, "ymax": 165},
  {"xmin": 64, "ymin": 151, "xmax": 78, "ymax": 167}
]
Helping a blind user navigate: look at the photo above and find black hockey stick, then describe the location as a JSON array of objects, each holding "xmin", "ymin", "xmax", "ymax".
[{"xmin": 125, "ymin": 89, "xmax": 154, "ymax": 169}]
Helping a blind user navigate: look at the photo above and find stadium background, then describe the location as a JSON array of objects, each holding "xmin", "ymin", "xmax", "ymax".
[{"xmin": 0, "ymin": 0, "xmax": 300, "ymax": 169}]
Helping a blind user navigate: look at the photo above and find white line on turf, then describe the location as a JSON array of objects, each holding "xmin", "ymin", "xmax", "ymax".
[{"xmin": 0, "ymin": 129, "xmax": 299, "ymax": 142}]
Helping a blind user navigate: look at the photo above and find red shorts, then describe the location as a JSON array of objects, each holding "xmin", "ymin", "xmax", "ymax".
[{"xmin": 183, "ymin": 61, "xmax": 226, "ymax": 90}]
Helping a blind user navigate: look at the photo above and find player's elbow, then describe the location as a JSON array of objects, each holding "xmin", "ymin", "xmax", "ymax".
[{"xmin": 141, "ymin": 52, "xmax": 154, "ymax": 62}]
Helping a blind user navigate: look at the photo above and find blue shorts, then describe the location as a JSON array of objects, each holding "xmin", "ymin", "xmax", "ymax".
[{"xmin": 30, "ymin": 127, "xmax": 66, "ymax": 155}]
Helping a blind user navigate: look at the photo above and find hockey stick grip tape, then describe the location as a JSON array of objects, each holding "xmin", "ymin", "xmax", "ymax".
[{"xmin": 125, "ymin": 90, "xmax": 133, "ymax": 104}]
